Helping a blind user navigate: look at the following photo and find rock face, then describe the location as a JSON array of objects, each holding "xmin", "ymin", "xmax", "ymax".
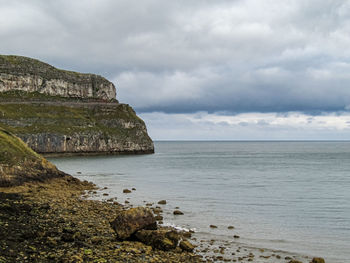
[
  {"xmin": 0, "ymin": 102, "xmax": 154, "ymax": 154},
  {"xmin": 0, "ymin": 55, "xmax": 116, "ymax": 101},
  {"xmin": 110, "ymin": 207, "xmax": 157, "ymax": 240},
  {"xmin": 312, "ymin": 258, "xmax": 325, "ymax": 263},
  {"xmin": 134, "ymin": 230, "xmax": 179, "ymax": 251},
  {"xmin": 0, "ymin": 55, "xmax": 154, "ymax": 155},
  {"xmin": 0, "ymin": 128, "xmax": 65, "ymax": 186}
]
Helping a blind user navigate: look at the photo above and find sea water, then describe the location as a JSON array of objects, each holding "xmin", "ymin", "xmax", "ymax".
[{"xmin": 49, "ymin": 141, "xmax": 350, "ymax": 263}]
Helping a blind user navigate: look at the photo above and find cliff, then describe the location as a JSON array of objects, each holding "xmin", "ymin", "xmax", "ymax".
[
  {"xmin": 0, "ymin": 55, "xmax": 154, "ymax": 155},
  {"xmin": 0, "ymin": 55, "xmax": 116, "ymax": 101},
  {"xmin": 0, "ymin": 128, "xmax": 65, "ymax": 186}
]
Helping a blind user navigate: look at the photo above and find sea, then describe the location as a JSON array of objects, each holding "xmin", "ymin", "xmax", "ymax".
[{"xmin": 49, "ymin": 141, "xmax": 350, "ymax": 263}]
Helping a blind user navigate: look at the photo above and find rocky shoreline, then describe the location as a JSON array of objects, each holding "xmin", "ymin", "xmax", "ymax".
[
  {"xmin": 0, "ymin": 175, "xmax": 202, "ymax": 263},
  {"xmin": 0, "ymin": 173, "xmax": 326, "ymax": 263}
]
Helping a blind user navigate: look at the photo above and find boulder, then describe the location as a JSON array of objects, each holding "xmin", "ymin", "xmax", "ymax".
[
  {"xmin": 134, "ymin": 229, "xmax": 179, "ymax": 251},
  {"xmin": 312, "ymin": 258, "xmax": 325, "ymax": 263},
  {"xmin": 110, "ymin": 207, "xmax": 156, "ymax": 240},
  {"xmin": 158, "ymin": 200, "xmax": 167, "ymax": 205},
  {"xmin": 179, "ymin": 240, "xmax": 195, "ymax": 252}
]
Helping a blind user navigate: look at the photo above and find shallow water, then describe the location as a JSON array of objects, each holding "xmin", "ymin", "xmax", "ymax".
[{"xmin": 49, "ymin": 141, "xmax": 350, "ymax": 263}]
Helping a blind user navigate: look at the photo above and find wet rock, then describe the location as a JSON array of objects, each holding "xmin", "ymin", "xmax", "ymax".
[
  {"xmin": 312, "ymin": 258, "xmax": 325, "ymax": 263},
  {"xmin": 123, "ymin": 189, "xmax": 131, "ymax": 193},
  {"xmin": 155, "ymin": 215, "xmax": 163, "ymax": 221},
  {"xmin": 132, "ymin": 188, "xmax": 136, "ymax": 191},
  {"xmin": 227, "ymin": 226, "xmax": 234, "ymax": 229},
  {"xmin": 210, "ymin": 225, "xmax": 217, "ymax": 228},
  {"xmin": 134, "ymin": 229, "xmax": 178, "ymax": 251},
  {"xmin": 180, "ymin": 240, "xmax": 195, "ymax": 252},
  {"xmin": 158, "ymin": 200, "xmax": 167, "ymax": 205},
  {"xmin": 183, "ymin": 231, "xmax": 192, "ymax": 238},
  {"xmin": 233, "ymin": 235, "xmax": 240, "ymax": 238},
  {"xmin": 288, "ymin": 260, "xmax": 302, "ymax": 263},
  {"xmin": 110, "ymin": 207, "xmax": 157, "ymax": 240},
  {"xmin": 173, "ymin": 210, "xmax": 184, "ymax": 215}
]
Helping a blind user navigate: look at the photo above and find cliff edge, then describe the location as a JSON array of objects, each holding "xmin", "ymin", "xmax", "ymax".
[
  {"xmin": 0, "ymin": 55, "xmax": 116, "ymax": 101},
  {"xmin": 0, "ymin": 55, "xmax": 154, "ymax": 155}
]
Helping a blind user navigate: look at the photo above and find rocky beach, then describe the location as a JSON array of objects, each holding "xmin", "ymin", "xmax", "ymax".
[{"xmin": 0, "ymin": 168, "xmax": 327, "ymax": 263}]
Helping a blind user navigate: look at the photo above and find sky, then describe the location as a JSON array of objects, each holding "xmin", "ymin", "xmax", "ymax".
[{"xmin": 1, "ymin": 0, "xmax": 350, "ymax": 140}]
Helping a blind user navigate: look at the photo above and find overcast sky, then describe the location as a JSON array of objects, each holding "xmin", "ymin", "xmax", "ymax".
[{"xmin": 1, "ymin": 0, "xmax": 350, "ymax": 140}]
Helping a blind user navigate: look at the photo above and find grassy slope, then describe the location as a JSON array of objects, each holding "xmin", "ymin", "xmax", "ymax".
[
  {"xmin": 0, "ymin": 128, "xmax": 64, "ymax": 186},
  {"xmin": 0, "ymin": 128, "xmax": 41, "ymax": 165},
  {"xmin": 0, "ymin": 102, "xmax": 145, "ymax": 139}
]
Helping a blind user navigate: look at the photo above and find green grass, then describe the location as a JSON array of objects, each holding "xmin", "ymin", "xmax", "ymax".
[
  {"xmin": 0, "ymin": 128, "xmax": 41, "ymax": 165},
  {"xmin": 0, "ymin": 102, "xmax": 145, "ymax": 139}
]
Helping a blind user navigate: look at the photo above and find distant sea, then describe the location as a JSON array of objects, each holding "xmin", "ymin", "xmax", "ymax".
[{"xmin": 49, "ymin": 141, "xmax": 350, "ymax": 263}]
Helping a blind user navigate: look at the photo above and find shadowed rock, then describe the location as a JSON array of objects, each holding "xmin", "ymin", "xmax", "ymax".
[
  {"xmin": 180, "ymin": 240, "xmax": 195, "ymax": 252},
  {"xmin": 110, "ymin": 207, "xmax": 157, "ymax": 240},
  {"xmin": 312, "ymin": 258, "xmax": 325, "ymax": 263},
  {"xmin": 134, "ymin": 229, "xmax": 180, "ymax": 251}
]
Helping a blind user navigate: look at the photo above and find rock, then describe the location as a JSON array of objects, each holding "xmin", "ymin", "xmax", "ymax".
[
  {"xmin": 312, "ymin": 258, "xmax": 325, "ymax": 263},
  {"xmin": 110, "ymin": 207, "xmax": 157, "ymax": 240},
  {"xmin": 132, "ymin": 188, "xmax": 136, "ymax": 191},
  {"xmin": 210, "ymin": 225, "xmax": 217, "ymax": 228},
  {"xmin": 288, "ymin": 260, "xmax": 302, "ymax": 263},
  {"xmin": 173, "ymin": 210, "xmax": 184, "ymax": 215},
  {"xmin": 227, "ymin": 226, "xmax": 234, "ymax": 229},
  {"xmin": 179, "ymin": 240, "xmax": 195, "ymax": 252},
  {"xmin": 183, "ymin": 231, "xmax": 192, "ymax": 238},
  {"xmin": 134, "ymin": 229, "xmax": 179, "ymax": 251},
  {"xmin": 155, "ymin": 215, "xmax": 163, "ymax": 221},
  {"xmin": 233, "ymin": 235, "xmax": 240, "ymax": 238},
  {"xmin": 158, "ymin": 200, "xmax": 167, "ymax": 205},
  {"xmin": 123, "ymin": 189, "xmax": 131, "ymax": 193}
]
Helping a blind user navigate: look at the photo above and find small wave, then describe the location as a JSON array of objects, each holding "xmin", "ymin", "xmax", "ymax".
[{"xmin": 162, "ymin": 222, "xmax": 196, "ymax": 232}]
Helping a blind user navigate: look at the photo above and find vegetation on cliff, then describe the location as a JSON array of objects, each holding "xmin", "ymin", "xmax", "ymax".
[
  {"xmin": 0, "ymin": 128, "xmax": 65, "ymax": 186},
  {"xmin": 0, "ymin": 100, "xmax": 154, "ymax": 154}
]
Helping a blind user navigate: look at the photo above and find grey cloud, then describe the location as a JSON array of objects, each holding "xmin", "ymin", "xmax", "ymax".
[{"xmin": 1, "ymin": 0, "xmax": 350, "ymax": 114}]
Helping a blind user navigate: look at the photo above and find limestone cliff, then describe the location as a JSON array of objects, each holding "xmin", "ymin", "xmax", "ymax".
[
  {"xmin": 0, "ymin": 55, "xmax": 154, "ymax": 155},
  {"xmin": 0, "ymin": 55, "xmax": 116, "ymax": 101}
]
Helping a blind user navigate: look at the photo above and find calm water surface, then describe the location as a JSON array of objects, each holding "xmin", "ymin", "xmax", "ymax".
[{"xmin": 49, "ymin": 141, "xmax": 350, "ymax": 263}]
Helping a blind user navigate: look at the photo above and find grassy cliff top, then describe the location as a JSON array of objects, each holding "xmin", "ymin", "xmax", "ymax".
[
  {"xmin": 0, "ymin": 128, "xmax": 41, "ymax": 165},
  {"xmin": 0, "ymin": 55, "xmax": 112, "ymax": 85}
]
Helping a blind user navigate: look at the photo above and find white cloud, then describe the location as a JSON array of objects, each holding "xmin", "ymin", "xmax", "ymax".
[{"xmin": 141, "ymin": 111, "xmax": 350, "ymax": 140}]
